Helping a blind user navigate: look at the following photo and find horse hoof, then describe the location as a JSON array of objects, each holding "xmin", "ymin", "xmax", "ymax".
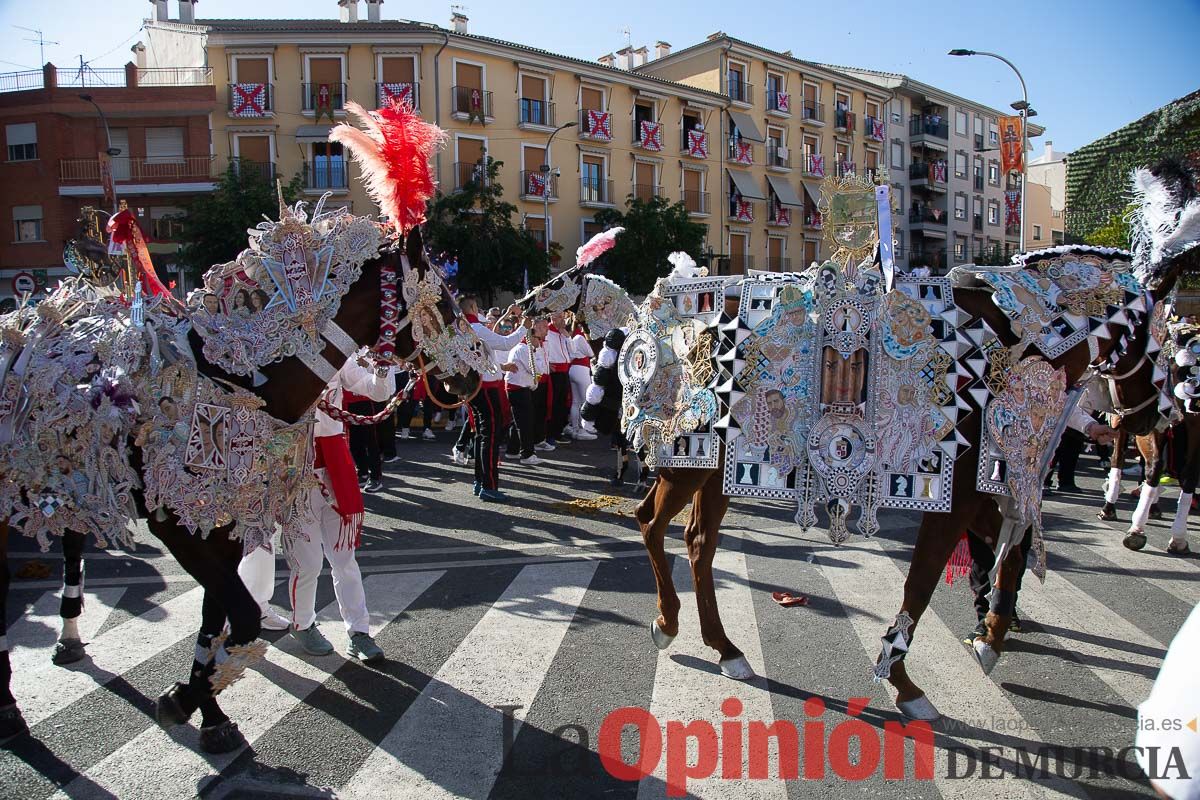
[
  {"xmin": 199, "ymin": 720, "xmax": 245, "ymax": 754},
  {"xmin": 155, "ymin": 682, "xmax": 194, "ymax": 727},
  {"xmin": 973, "ymin": 640, "xmax": 1000, "ymax": 675},
  {"xmin": 650, "ymin": 620, "xmax": 676, "ymax": 651},
  {"xmin": 0, "ymin": 705, "xmax": 29, "ymax": 747},
  {"xmin": 1123, "ymin": 532, "xmax": 1148, "ymax": 551},
  {"xmin": 1167, "ymin": 539, "xmax": 1191, "ymax": 556},
  {"xmin": 896, "ymin": 695, "xmax": 940, "ymax": 721},
  {"xmin": 1097, "ymin": 505, "xmax": 1117, "ymax": 522},
  {"xmin": 719, "ymin": 655, "xmax": 756, "ymax": 681},
  {"xmin": 51, "ymin": 639, "xmax": 86, "ymax": 665}
]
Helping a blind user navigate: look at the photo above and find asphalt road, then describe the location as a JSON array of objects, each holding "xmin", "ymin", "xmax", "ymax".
[{"xmin": 1, "ymin": 430, "xmax": 1197, "ymax": 800}]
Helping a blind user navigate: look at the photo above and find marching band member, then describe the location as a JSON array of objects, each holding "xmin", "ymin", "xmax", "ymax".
[
  {"xmin": 505, "ymin": 317, "xmax": 550, "ymax": 470},
  {"xmin": 544, "ymin": 311, "xmax": 573, "ymax": 446},
  {"xmin": 565, "ymin": 312, "xmax": 598, "ymax": 440}
]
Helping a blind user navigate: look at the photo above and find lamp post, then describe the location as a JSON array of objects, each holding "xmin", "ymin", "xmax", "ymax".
[
  {"xmin": 541, "ymin": 120, "xmax": 576, "ymax": 260},
  {"xmin": 79, "ymin": 93, "xmax": 122, "ymax": 212},
  {"xmin": 948, "ymin": 49, "xmax": 1030, "ymax": 253}
]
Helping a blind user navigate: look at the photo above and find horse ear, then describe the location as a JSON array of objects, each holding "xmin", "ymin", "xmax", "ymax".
[{"xmin": 405, "ymin": 226, "xmax": 425, "ymax": 267}]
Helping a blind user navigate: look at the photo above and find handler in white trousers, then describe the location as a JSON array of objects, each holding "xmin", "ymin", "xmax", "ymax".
[{"xmin": 566, "ymin": 314, "xmax": 597, "ymax": 439}]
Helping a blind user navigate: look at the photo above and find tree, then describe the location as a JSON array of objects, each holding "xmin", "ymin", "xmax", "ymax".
[
  {"xmin": 177, "ymin": 164, "xmax": 303, "ymax": 279},
  {"xmin": 423, "ymin": 157, "xmax": 549, "ymax": 302},
  {"xmin": 592, "ymin": 195, "xmax": 707, "ymax": 295},
  {"xmin": 1084, "ymin": 206, "xmax": 1133, "ymax": 250}
]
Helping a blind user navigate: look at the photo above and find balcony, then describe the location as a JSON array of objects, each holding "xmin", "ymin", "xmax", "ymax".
[
  {"xmin": 767, "ymin": 204, "xmax": 792, "ymax": 227},
  {"xmin": 835, "ymin": 160, "xmax": 856, "ymax": 178},
  {"xmin": 909, "ymin": 248, "xmax": 947, "ymax": 272},
  {"xmin": 376, "ymin": 81, "xmax": 419, "ymax": 110},
  {"xmin": 801, "ymin": 101, "xmax": 825, "ymax": 125},
  {"xmin": 909, "ymin": 114, "xmax": 949, "ymax": 141},
  {"xmin": 973, "ymin": 213, "xmax": 984, "ymax": 232},
  {"xmin": 634, "ymin": 120, "xmax": 665, "ymax": 152},
  {"xmin": 863, "ymin": 167, "xmax": 879, "ymax": 183},
  {"xmin": 720, "ymin": 254, "xmax": 755, "ymax": 275},
  {"xmin": 518, "ymin": 98, "xmax": 555, "ymax": 129},
  {"xmin": 683, "ymin": 190, "xmax": 710, "ymax": 216},
  {"xmin": 766, "ymin": 144, "xmax": 790, "ymax": 170},
  {"xmin": 834, "ymin": 109, "xmax": 856, "ymax": 133},
  {"xmin": 909, "ymin": 206, "xmax": 949, "ymax": 227},
  {"xmin": 453, "ymin": 160, "xmax": 489, "ymax": 191},
  {"xmin": 728, "ymin": 139, "xmax": 755, "ymax": 166},
  {"xmin": 303, "ymin": 160, "xmax": 348, "ymax": 192},
  {"xmin": 766, "ymin": 256, "xmax": 792, "ymax": 271},
  {"xmin": 578, "ymin": 108, "xmax": 612, "ymax": 142},
  {"xmin": 909, "ymin": 160, "xmax": 948, "ymax": 190},
  {"xmin": 804, "ymin": 210, "xmax": 823, "ymax": 229},
  {"xmin": 60, "ymin": 155, "xmax": 216, "ymax": 183},
  {"xmin": 726, "ymin": 79, "xmax": 753, "ymax": 105},
  {"xmin": 681, "ymin": 128, "xmax": 709, "ymax": 159},
  {"xmin": 766, "ymin": 90, "xmax": 791, "ymax": 114},
  {"xmin": 452, "ymin": 86, "xmax": 493, "ymax": 120},
  {"xmin": 802, "ymin": 153, "xmax": 827, "ymax": 178},
  {"xmin": 974, "ymin": 133, "xmax": 985, "ymax": 151},
  {"xmin": 1005, "ymin": 223, "xmax": 1021, "ymax": 237},
  {"xmin": 633, "ymin": 184, "xmax": 664, "ymax": 203},
  {"xmin": 136, "ymin": 67, "xmax": 212, "ymax": 87},
  {"xmin": 227, "ymin": 83, "xmax": 272, "ymax": 117},
  {"xmin": 728, "ymin": 194, "xmax": 755, "ymax": 223},
  {"xmin": 974, "ymin": 174, "xmax": 984, "ymax": 191},
  {"xmin": 231, "ymin": 158, "xmax": 275, "ymax": 183},
  {"xmin": 864, "ymin": 115, "xmax": 885, "ymax": 141},
  {"xmin": 520, "ymin": 169, "xmax": 558, "ymax": 200},
  {"xmin": 580, "ymin": 179, "xmax": 615, "ymax": 207},
  {"xmin": 301, "ymin": 82, "xmax": 345, "ymax": 114}
]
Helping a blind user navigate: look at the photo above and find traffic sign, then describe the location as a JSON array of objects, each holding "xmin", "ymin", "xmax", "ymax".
[{"xmin": 12, "ymin": 270, "xmax": 36, "ymax": 295}]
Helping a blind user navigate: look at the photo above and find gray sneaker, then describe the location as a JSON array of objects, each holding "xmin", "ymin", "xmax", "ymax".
[
  {"xmin": 291, "ymin": 623, "xmax": 334, "ymax": 656},
  {"xmin": 348, "ymin": 631, "xmax": 384, "ymax": 663}
]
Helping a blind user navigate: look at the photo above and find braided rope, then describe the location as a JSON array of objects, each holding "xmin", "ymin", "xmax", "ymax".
[{"xmin": 317, "ymin": 389, "xmax": 407, "ymax": 426}]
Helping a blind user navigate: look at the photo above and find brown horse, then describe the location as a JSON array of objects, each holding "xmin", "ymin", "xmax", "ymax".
[
  {"xmin": 632, "ymin": 267, "xmax": 1166, "ymax": 719},
  {"xmin": 0, "ymin": 227, "xmax": 480, "ymax": 750}
]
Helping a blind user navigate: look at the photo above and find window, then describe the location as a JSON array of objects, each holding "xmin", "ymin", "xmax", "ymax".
[
  {"xmin": 893, "ymin": 185, "xmax": 903, "ymax": 214},
  {"xmin": 955, "ymin": 111, "xmax": 968, "ymax": 135},
  {"xmin": 954, "ymin": 151, "xmax": 967, "ymax": 178},
  {"xmin": 988, "ymin": 161, "xmax": 1000, "ymax": 185},
  {"xmin": 974, "ymin": 116, "xmax": 983, "ymax": 137},
  {"xmin": 954, "ymin": 194, "xmax": 967, "ymax": 220},
  {"xmin": 309, "ymin": 141, "xmax": 346, "ymax": 189},
  {"xmin": 6, "ymin": 123, "xmax": 37, "ymax": 161},
  {"xmin": 866, "ymin": 100, "xmax": 880, "ymax": 120},
  {"xmin": 954, "ymin": 235, "xmax": 968, "ymax": 261},
  {"xmin": 835, "ymin": 91, "xmax": 851, "ymax": 111},
  {"xmin": 581, "ymin": 154, "xmax": 606, "ymax": 203},
  {"xmin": 12, "ymin": 205, "xmax": 43, "ymax": 242},
  {"xmin": 889, "ymin": 99, "xmax": 901, "ymax": 125},
  {"xmin": 1033, "ymin": 224, "xmax": 1043, "ymax": 241},
  {"xmin": 727, "ymin": 62, "xmax": 748, "ymax": 102},
  {"xmin": 804, "ymin": 239, "xmax": 818, "ymax": 267},
  {"xmin": 150, "ymin": 206, "xmax": 186, "ymax": 240},
  {"xmin": 519, "ymin": 74, "xmax": 549, "ymax": 126},
  {"xmin": 146, "ymin": 127, "xmax": 185, "ymax": 164},
  {"xmin": 890, "ymin": 140, "xmax": 903, "ymax": 168},
  {"xmin": 988, "ymin": 200, "xmax": 1000, "ymax": 225},
  {"xmin": 989, "ymin": 123, "xmax": 998, "ymax": 145},
  {"xmin": 766, "ymin": 73, "xmax": 785, "ymax": 111}
]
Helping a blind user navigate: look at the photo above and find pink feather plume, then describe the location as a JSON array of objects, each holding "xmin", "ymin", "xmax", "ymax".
[
  {"xmin": 575, "ymin": 226, "xmax": 623, "ymax": 268},
  {"xmin": 330, "ymin": 100, "xmax": 447, "ymax": 234}
]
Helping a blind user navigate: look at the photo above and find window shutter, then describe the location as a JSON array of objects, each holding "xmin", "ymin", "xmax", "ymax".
[
  {"xmin": 6, "ymin": 123, "xmax": 36, "ymax": 146},
  {"xmin": 146, "ymin": 128, "xmax": 184, "ymax": 163}
]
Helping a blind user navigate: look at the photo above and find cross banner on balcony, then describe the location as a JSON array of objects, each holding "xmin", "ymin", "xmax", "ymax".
[
  {"xmin": 810, "ymin": 154, "xmax": 825, "ymax": 177},
  {"xmin": 467, "ymin": 88, "xmax": 485, "ymax": 124},
  {"xmin": 841, "ymin": 161, "xmax": 856, "ymax": 177},
  {"xmin": 931, "ymin": 161, "xmax": 948, "ymax": 183},
  {"xmin": 526, "ymin": 172, "xmax": 547, "ymax": 197},
  {"xmin": 1005, "ymin": 190, "xmax": 1021, "ymax": 227},
  {"xmin": 686, "ymin": 130, "xmax": 708, "ymax": 158},
  {"xmin": 734, "ymin": 198, "xmax": 754, "ymax": 223},
  {"xmin": 774, "ymin": 206, "xmax": 791, "ymax": 226},
  {"xmin": 379, "ymin": 82, "xmax": 413, "ymax": 109},
  {"xmin": 232, "ymin": 83, "xmax": 267, "ymax": 118},
  {"xmin": 869, "ymin": 117, "xmax": 885, "ymax": 141},
  {"xmin": 639, "ymin": 121, "xmax": 663, "ymax": 152},
  {"xmin": 734, "ymin": 140, "xmax": 753, "ymax": 165},
  {"xmin": 315, "ymin": 83, "xmax": 334, "ymax": 123},
  {"xmin": 775, "ymin": 92, "xmax": 790, "ymax": 113},
  {"xmin": 587, "ymin": 109, "xmax": 612, "ymax": 140}
]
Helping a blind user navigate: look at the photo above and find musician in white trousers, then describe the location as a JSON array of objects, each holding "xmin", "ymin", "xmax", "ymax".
[
  {"xmin": 238, "ymin": 350, "xmax": 387, "ymax": 662},
  {"xmin": 565, "ymin": 316, "xmax": 597, "ymax": 439}
]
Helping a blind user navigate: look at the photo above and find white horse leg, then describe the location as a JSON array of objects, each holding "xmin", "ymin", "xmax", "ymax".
[
  {"xmin": 1169, "ymin": 490, "xmax": 1192, "ymax": 548},
  {"xmin": 53, "ymin": 532, "xmax": 87, "ymax": 665},
  {"xmin": 1104, "ymin": 468, "xmax": 1122, "ymax": 504},
  {"xmin": 1124, "ymin": 482, "xmax": 1159, "ymax": 550}
]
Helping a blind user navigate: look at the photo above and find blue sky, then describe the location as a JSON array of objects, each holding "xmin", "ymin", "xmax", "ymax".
[{"xmin": 2, "ymin": 0, "xmax": 1197, "ymax": 151}]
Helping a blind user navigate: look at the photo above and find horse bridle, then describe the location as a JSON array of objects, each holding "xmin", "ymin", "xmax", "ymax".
[{"xmin": 1090, "ymin": 299, "xmax": 1163, "ymax": 422}]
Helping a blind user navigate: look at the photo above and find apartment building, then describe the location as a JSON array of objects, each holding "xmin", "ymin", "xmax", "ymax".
[
  {"xmin": 0, "ymin": 60, "xmax": 215, "ymax": 307},
  {"xmin": 140, "ymin": 0, "xmax": 733, "ymax": 269},
  {"xmin": 1026, "ymin": 140, "xmax": 1068, "ymax": 249}
]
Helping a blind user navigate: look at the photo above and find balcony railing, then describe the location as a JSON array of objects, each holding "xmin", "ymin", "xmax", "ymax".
[
  {"xmin": 863, "ymin": 167, "xmax": 879, "ymax": 183},
  {"xmin": 728, "ymin": 139, "xmax": 755, "ymax": 166},
  {"xmin": 376, "ymin": 81, "xmax": 419, "ymax": 110},
  {"xmin": 766, "ymin": 256, "xmax": 792, "ymax": 271},
  {"xmin": 974, "ymin": 174, "xmax": 984, "ymax": 191},
  {"xmin": 909, "ymin": 114, "xmax": 949, "ymax": 139},
  {"xmin": 721, "ymin": 254, "xmax": 755, "ymax": 275},
  {"xmin": 766, "ymin": 89, "xmax": 791, "ymax": 113},
  {"xmin": 228, "ymin": 83, "xmax": 273, "ymax": 117},
  {"xmin": 683, "ymin": 190, "xmax": 710, "ymax": 215},
  {"xmin": 519, "ymin": 98, "xmax": 555, "ymax": 128},
  {"xmin": 864, "ymin": 115, "xmax": 885, "ymax": 141},
  {"xmin": 728, "ymin": 194, "xmax": 755, "ymax": 223},
  {"xmin": 804, "ymin": 211, "xmax": 823, "ymax": 229},
  {"xmin": 138, "ymin": 67, "xmax": 212, "ymax": 86},
  {"xmin": 633, "ymin": 184, "xmax": 664, "ymax": 202},
  {"xmin": 974, "ymin": 133, "xmax": 985, "ymax": 151},
  {"xmin": 302, "ymin": 82, "xmax": 345, "ymax": 113},
  {"xmin": 767, "ymin": 204, "xmax": 792, "ymax": 226},
  {"xmin": 910, "ymin": 160, "xmax": 948, "ymax": 185},
  {"xmin": 580, "ymin": 179, "xmax": 615, "ymax": 206},
  {"xmin": 681, "ymin": 128, "xmax": 709, "ymax": 158},
  {"xmin": 801, "ymin": 101, "xmax": 824, "ymax": 124},
  {"xmin": 303, "ymin": 160, "xmax": 348, "ymax": 191},
  {"xmin": 910, "ymin": 249, "xmax": 947, "ymax": 272},
  {"xmin": 452, "ymin": 86, "xmax": 493, "ymax": 119},
  {"xmin": 835, "ymin": 160, "xmax": 856, "ymax": 178},
  {"xmin": 726, "ymin": 79, "xmax": 753, "ymax": 104},
  {"xmin": 909, "ymin": 206, "xmax": 948, "ymax": 226},
  {"xmin": 453, "ymin": 160, "xmax": 489, "ymax": 191},
  {"xmin": 578, "ymin": 108, "xmax": 612, "ymax": 141},
  {"xmin": 766, "ymin": 144, "xmax": 790, "ymax": 169},
  {"xmin": 803, "ymin": 153, "xmax": 827, "ymax": 178},
  {"xmin": 973, "ymin": 213, "xmax": 984, "ymax": 231},
  {"xmin": 231, "ymin": 158, "xmax": 276, "ymax": 182},
  {"xmin": 520, "ymin": 169, "xmax": 558, "ymax": 199},
  {"xmin": 634, "ymin": 120, "xmax": 665, "ymax": 152},
  {"xmin": 834, "ymin": 109, "xmax": 856, "ymax": 132},
  {"xmin": 59, "ymin": 155, "xmax": 216, "ymax": 182},
  {"xmin": 1005, "ymin": 223, "xmax": 1021, "ymax": 237}
]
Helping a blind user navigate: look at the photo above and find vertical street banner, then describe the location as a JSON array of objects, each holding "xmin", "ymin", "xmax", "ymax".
[
  {"xmin": 999, "ymin": 115, "xmax": 1024, "ymax": 174},
  {"xmin": 99, "ymin": 151, "xmax": 115, "ymax": 209}
]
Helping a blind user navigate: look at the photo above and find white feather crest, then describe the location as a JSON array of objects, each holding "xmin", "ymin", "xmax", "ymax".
[{"xmin": 666, "ymin": 251, "xmax": 706, "ymax": 280}]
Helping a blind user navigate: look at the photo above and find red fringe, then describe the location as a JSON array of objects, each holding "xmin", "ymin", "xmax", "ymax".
[{"xmin": 945, "ymin": 532, "xmax": 972, "ymax": 586}]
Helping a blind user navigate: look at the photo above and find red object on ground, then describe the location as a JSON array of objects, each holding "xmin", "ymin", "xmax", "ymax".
[{"xmin": 771, "ymin": 591, "xmax": 809, "ymax": 608}]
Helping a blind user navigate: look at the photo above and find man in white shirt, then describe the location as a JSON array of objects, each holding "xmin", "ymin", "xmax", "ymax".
[
  {"xmin": 505, "ymin": 318, "xmax": 550, "ymax": 467},
  {"xmin": 564, "ymin": 312, "xmax": 598, "ymax": 440},
  {"xmin": 544, "ymin": 311, "xmax": 573, "ymax": 445}
]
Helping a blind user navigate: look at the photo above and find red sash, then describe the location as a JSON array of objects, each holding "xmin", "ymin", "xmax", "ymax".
[{"xmin": 314, "ymin": 433, "xmax": 364, "ymax": 550}]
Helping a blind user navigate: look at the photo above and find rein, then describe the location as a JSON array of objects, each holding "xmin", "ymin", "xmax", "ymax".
[{"xmin": 417, "ymin": 353, "xmax": 480, "ymax": 410}]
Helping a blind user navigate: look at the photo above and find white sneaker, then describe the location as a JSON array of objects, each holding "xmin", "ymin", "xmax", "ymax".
[
  {"xmin": 260, "ymin": 608, "xmax": 290, "ymax": 632},
  {"xmin": 398, "ymin": 429, "xmax": 414, "ymax": 440},
  {"xmin": 446, "ymin": 418, "xmax": 456, "ymax": 432},
  {"xmin": 535, "ymin": 441, "xmax": 556, "ymax": 452},
  {"xmin": 564, "ymin": 426, "xmax": 577, "ymax": 438},
  {"xmin": 422, "ymin": 429, "xmax": 436, "ymax": 441},
  {"xmin": 520, "ymin": 455, "xmax": 543, "ymax": 466},
  {"xmin": 574, "ymin": 430, "xmax": 598, "ymax": 441},
  {"xmin": 450, "ymin": 449, "xmax": 469, "ymax": 466}
]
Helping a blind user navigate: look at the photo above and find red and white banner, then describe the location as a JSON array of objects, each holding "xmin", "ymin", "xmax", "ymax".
[
  {"xmin": 999, "ymin": 115, "xmax": 1024, "ymax": 174},
  {"xmin": 525, "ymin": 171, "xmax": 547, "ymax": 197},
  {"xmin": 931, "ymin": 161, "xmax": 948, "ymax": 183},
  {"xmin": 378, "ymin": 82, "xmax": 414, "ymax": 109},
  {"xmin": 586, "ymin": 109, "xmax": 612, "ymax": 140},
  {"xmin": 869, "ymin": 117, "xmax": 885, "ymax": 141},
  {"xmin": 1005, "ymin": 190, "xmax": 1021, "ymax": 227},
  {"xmin": 98, "ymin": 151, "xmax": 115, "ymax": 208},
  {"xmin": 733, "ymin": 140, "xmax": 754, "ymax": 165},
  {"xmin": 773, "ymin": 206, "xmax": 791, "ymax": 226},
  {"xmin": 638, "ymin": 120, "xmax": 663, "ymax": 152},
  {"xmin": 774, "ymin": 91, "xmax": 790, "ymax": 113},
  {"xmin": 232, "ymin": 82, "xmax": 267, "ymax": 117},
  {"xmin": 686, "ymin": 129, "xmax": 708, "ymax": 158},
  {"xmin": 734, "ymin": 197, "xmax": 754, "ymax": 223},
  {"xmin": 809, "ymin": 154, "xmax": 825, "ymax": 177}
]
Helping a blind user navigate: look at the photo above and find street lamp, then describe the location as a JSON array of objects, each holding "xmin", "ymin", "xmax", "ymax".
[
  {"xmin": 948, "ymin": 49, "xmax": 1030, "ymax": 252},
  {"xmin": 540, "ymin": 120, "xmax": 577, "ymax": 260},
  {"xmin": 79, "ymin": 93, "xmax": 122, "ymax": 212}
]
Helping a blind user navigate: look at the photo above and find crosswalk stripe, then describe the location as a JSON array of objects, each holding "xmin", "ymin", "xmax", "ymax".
[
  {"xmin": 637, "ymin": 546, "xmax": 787, "ymax": 800},
  {"xmin": 812, "ymin": 536, "xmax": 1082, "ymax": 800},
  {"xmin": 7, "ymin": 588, "xmax": 126, "ymax": 675},
  {"xmin": 340, "ymin": 561, "xmax": 598, "ymax": 800},
  {"xmin": 1067, "ymin": 515, "xmax": 1200, "ymax": 606},
  {"xmin": 15, "ymin": 585, "xmax": 205, "ymax": 729},
  {"xmin": 50, "ymin": 571, "xmax": 445, "ymax": 800}
]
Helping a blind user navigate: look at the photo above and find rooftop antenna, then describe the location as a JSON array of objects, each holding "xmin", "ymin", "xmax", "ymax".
[
  {"xmin": 14, "ymin": 25, "xmax": 58, "ymax": 67},
  {"xmin": 451, "ymin": 3, "xmax": 468, "ymax": 16},
  {"xmin": 620, "ymin": 27, "xmax": 632, "ymax": 49}
]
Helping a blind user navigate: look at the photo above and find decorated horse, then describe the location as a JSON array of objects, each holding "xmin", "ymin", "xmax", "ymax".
[
  {"xmin": 619, "ymin": 169, "xmax": 1173, "ymax": 721},
  {"xmin": 0, "ymin": 102, "xmax": 490, "ymax": 750}
]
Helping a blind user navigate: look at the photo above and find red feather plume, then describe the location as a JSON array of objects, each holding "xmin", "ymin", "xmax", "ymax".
[{"xmin": 330, "ymin": 100, "xmax": 447, "ymax": 234}]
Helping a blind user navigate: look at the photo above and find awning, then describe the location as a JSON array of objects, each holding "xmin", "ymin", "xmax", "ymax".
[
  {"xmin": 727, "ymin": 169, "xmax": 765, "ymax": 200},
  {"xmin": 766, "ymin": 174, "xmax": 804, "ymax": 208},
  {"xmin": 802, "ymin": 180, "xmax": 821, "ymax": 206},
  {"xmin": 727, "ymin": 109, "xmax": 764, "ymax": 142},
  {"xmin": 295, "ymin": 125, "xmax": 333, "ymax": 143}
]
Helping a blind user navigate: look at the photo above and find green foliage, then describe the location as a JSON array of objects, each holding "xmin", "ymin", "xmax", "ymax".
[
  {"xmin": 972, "ymin": 245, "xmax": 1009, "ymax": 266},
  {"xmin": 423, "ymin": 157, "xmax": 549, "ymax": 302},
  {"xmin": 1083, "ymin": 206, "xmax": 1133, "ymax": 249},
  {"xmin": 177, "ymin": 164, "xmax": 302, "ymax": 279},
  {"xmin": 592, "ymin": 195, "xmax": 707, "ymax": 295}
]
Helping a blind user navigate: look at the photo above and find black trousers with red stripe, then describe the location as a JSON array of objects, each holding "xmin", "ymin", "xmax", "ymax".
[
  {"xmin": 468, "ymin": 385, "xmax": 503, "ymax": 491},
  {"xmin": 547, "ymin": 370, "xmax": 570, "ymax": 441}
]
